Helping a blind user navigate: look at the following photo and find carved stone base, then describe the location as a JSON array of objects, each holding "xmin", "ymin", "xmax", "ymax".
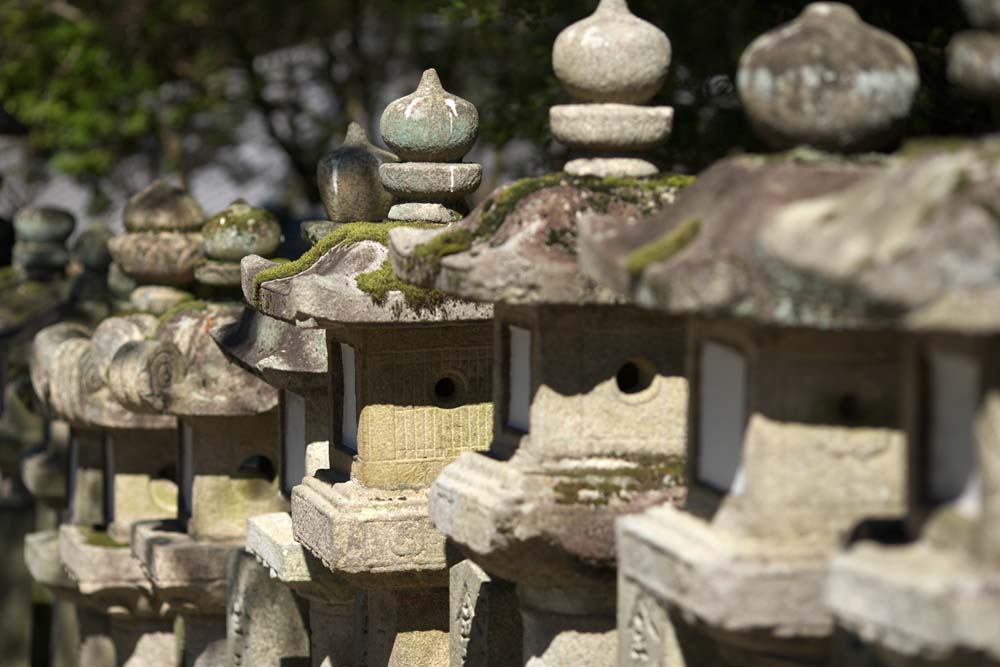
[
  {"xmin": 450, "ymin": 560, "xmax": 521, "ymax": 667},
  {"xmin": 59, "ymin": 525, "xmax": 160, "ymax": 616},
  {"xmin": 227, "ymin": 550, "xmax": 310, "ymax": 666},
  {"xmin": 291, "ymin": 477, "xmax": 448, "ymax": 589}
]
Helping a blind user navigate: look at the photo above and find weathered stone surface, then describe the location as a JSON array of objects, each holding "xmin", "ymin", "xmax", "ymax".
[
  {"xmin": 129, "ymin": 286, "xmax": 193, "ymax": 316},
  {"xmin": 131, "ymin": 520, "xmax": 236, "ymax": 615},
  {"xmin": 380, "ymin": 69, "xmax": 479, "ymax": 163},
  {"xmin": 243, "ymin": 227, "xmax": 491, "ymax": 327},
  {"xmin": 12, "ymin": 241, "xmax": 69, "ymax": 275},
  {"xmin": 553, "ymin": 0, "xmax": 671, "ymax": 105},
  {"xmin": 58, "ymin": 524, "xmax": 159, "ymax": 614},
  {"xmin": 292, "ymin": 476, "xmax": 447, "ymax": 588},
  {"xmin": 24, "ymin": 529, "xmax": 75, "ymax": 589},
  {"xmin": 520, "ymin": 584, "xmax": 617, "ymax": 667},
  {"xmin": 123, "ymin": 179, "xmax": 205, "ymax": 232},
  {"xmin": 318, "ymin": 122, "xmax": 398, "ymax": 223},
  {"xmin": 193, "ymin": 259, "xmax": 243, "ymax": 287},
  {"xmin": 108, "ymin": 262, "xmax": 138, "ymax": 304},
  {"xmin": 576, "ymin": 153, "xmax": 881, "ymax": 326},
  {"xmin": 738, "ymin": 3, "xmax": 918, "ymax": 153},
  {"xmin": 108, "ymin": 302, "xmax": 278, "ymax": 417},
  {"xmin": 565, "ymin": 158, "xmax": 658, "ymax": 178},
  {"xmin": 948, "ymin": 31, "xmax": 1000, "ymax": 100},
  {"xmin": 30, "ymin": 322, "xmax": 91, "ymax": 411},
  {"xmin": 107, "ymin": 231, "xmax": 204, "ymax": 287},
  {"xmin": 759, "ymin": 137, "xmax": 1000, "ymax": 333},
  {"xmin": 0, "ymin": 277, "xmax": 68, "ymax": 343},
  {"xmin": 300, "ymin": 220, "xmax": 341, "ymax": 246},
  {"xmin": 202, "ymin": 199, "xmax": 282, "ymax": 261},
  {"xmin": 388, "ymin": 203, "xmax": 462, "ymax": 223},
  {"xmin": 550, "ymin": 104, "xmax": 673, "ymax": 152},
  {"xmin": 449, "ymin": 560, "xmax": 521, "ymax": 667},
  {"xmin": 13, "ymin": 206, "xmax": 75, "ymax": 243},
  {"xmin": 389, "ymin": 174, "xmax": 688, "ymax": 305},
  {"xmin": 226, "ymin": 551, "xmax": 309, "ymax": 666},
  {"xmin": 380, "ymin": 162, "xmax": 482, "ymax": 200}
]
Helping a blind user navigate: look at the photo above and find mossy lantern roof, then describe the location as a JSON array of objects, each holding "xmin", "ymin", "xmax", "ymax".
[
  {"xmin": 242, "ymin": 221, "xmax": 492, "ymax": 328},
  {"xmin": 387, "ymin": 173, "xmax": 693, "ymax": 306},
  {"xmin": 578, "ymin": 138, "xmax": 1000, "ymax": 333}
]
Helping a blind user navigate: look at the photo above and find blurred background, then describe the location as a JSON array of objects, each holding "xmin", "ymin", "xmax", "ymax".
[{"xmin": 0, "ymin": 0, "xmax": 993, "ymax": 248}]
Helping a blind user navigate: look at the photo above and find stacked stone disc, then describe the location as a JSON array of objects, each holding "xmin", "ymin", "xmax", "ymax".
[
  {"xmin": 550, "ymin": 0, "xmax": 673, "ymax": 178},
  {"xmin": 197, "ymin": 199, "xmax": 283, "ymax": 293},
  {"xmin": 12, "ymin": 207, "xmax": 75, "ymax": 280},
  {"xmin": 379, "ymin": 68, "xmax": 481, "ymax": 223},
  {"xmin": 737, "ymin": 2, "xmax": 920, "ymax": 153},
  {"xmin": 108, "ymin": 179, "xmax": 205, "ymax": 315},
  {"xmin": 949, "ymin": 0, "xmax": 1000, "ymax": 106}
]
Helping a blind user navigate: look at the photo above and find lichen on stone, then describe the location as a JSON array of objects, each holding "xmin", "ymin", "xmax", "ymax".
[
  {"xmin": 355, "ymin": 259, "xmax": 449, "ymax": 312},
  {"xmin": 625, "ymin": 218, "xmax": 702, "ymax": 276},
  {"xmin": 251, "ymin": 221, "xmax": 438, "ymax": 304}
]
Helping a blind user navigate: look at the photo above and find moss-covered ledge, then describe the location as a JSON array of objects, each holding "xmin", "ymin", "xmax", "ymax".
[
  {"xmin": 401, "ymin": 172, "xmax": 694, "ymax": 286},
  {"xmin": 250, "ymin": 221, "xmax": 441, "ymax": 306}
]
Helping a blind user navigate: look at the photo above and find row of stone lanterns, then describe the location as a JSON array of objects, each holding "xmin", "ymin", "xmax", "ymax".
[{"xmin": 8, "ymin": 1, "xmax": 1000, "ymax": 667}]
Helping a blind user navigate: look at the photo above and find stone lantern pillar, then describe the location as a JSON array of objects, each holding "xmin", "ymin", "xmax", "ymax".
[
  {"xmin": 798, "ymin": 139, "xmax": 1000, "ymax": 665},
  {"xmin": 571, "ymin": 5, "xmax": 922, "ymax": 664},
  {"xmin": 211, "ymin": 308, "xmax": 328, "ymax": 666},
  {"xmin": 386, "ymin": 9, "xmax": 697, "ymax": 663},
  {"xmin": 243, "ymin": 82, "xmax": 494, "ymax": 665},
  {"xmin": 106, "ymin": 195, "xmax": 286, "ymax": 666}
]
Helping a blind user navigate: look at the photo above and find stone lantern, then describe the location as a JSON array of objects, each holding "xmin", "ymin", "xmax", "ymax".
[
  {"xmin": 572, "ymin": 4, "xmax": 922, "ymax": 664},
  {"xmin": 105, "ymin": 190, "xmax": 285, "ymax": 666},
  {"xmin": 801, "ymin": 139, "xmax": 1000, "ymax": 666},
  {"xmin": 211, "ymin": 308, "xmax": 328, "ymax": 665},
  {"xmin": 242, "ymin": 91, "xmax": 493, "ymax": 665},
  {"xmin": 386, "ymin": 5, "xmax": 696, "ymax": 664}
]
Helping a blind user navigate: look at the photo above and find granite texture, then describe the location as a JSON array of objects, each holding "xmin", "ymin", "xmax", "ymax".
[{"xmin": 123, "ymin": 179, "xmax": 205, "ymax": 232}]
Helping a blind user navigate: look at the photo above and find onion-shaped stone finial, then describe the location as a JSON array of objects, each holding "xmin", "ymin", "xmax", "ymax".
[
  {"xmin": 123, "ymin": 179, "xmax": 205, "ymax": 232},
  {"xmin": 12, "ymin": 207, "xmax": 75, "ymax": 280},
  {"xmin": 737, "ymin": 2, "xmax": 919, "ymax": 153},
  {"xmin": 317, "ymin": 122, "xmax": 398, "ymax": 223},
  {"xmin": 380, "ymin": 69, "xmax": 479, "ymax": 163},
  {"xmin": 202, "ymin": 200, "xmax": 282, "ymax": 261},
  {"xmin": 552, "ymin": 0, "xmax": 671, "ymax": 105}
]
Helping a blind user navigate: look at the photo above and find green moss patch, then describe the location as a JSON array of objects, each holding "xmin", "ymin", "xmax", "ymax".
[
  {"xmin": 83, "ymin": 529, "xmax": 128, "ymax": 548},
  {"xmin": 411, "ymin": 172, "xmax": 695, "ymax": 278},
  {"xmin": 355, "ymin": 260, "xmax": 449, "ymax": 313},
  {"xmin": 625, "ymin": 218, "xmax": 702, "ymax": 277},
  {"xmin": 251, "ymin": 221, "xmax": 439, "ymax": 304},
  {"xmin": 553, "ymin": 455, "xmax": 686, "ymax": 506}
]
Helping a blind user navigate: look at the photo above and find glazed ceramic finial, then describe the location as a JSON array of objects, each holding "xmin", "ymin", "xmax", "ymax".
[
  {"xmin": 550, "ymin": 0, "xmax": 674, "ymax": 178},
  {"xmin": 948, "ymin": 0, "xmax": 1000, "ymax": 105},
  {"xmin": 378, "ymin": 68, "xmax": 482, "ymax": 223},
  {"xmin": 108, "ymin": 179, "xmax": 205, "ymax": 287},
  {"xmin": 738, "ymin": 2, "xmax": 919, "ymax": 153},
  {"xmin": 317, "ymin": 122, "xmax": 398, "ymax": 224},
  {"xmin": 12, "ymin": 207, "xmax": 75, "ymax": 280},
  {"xmin": 196, "ymin": 199, "xmax": 282, "ymax": 289}
]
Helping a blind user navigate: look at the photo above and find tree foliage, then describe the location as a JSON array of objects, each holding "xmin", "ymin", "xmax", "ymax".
[{"xmin": 0, "ymin": 0, "xmax": 992, "ymax": 211}]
